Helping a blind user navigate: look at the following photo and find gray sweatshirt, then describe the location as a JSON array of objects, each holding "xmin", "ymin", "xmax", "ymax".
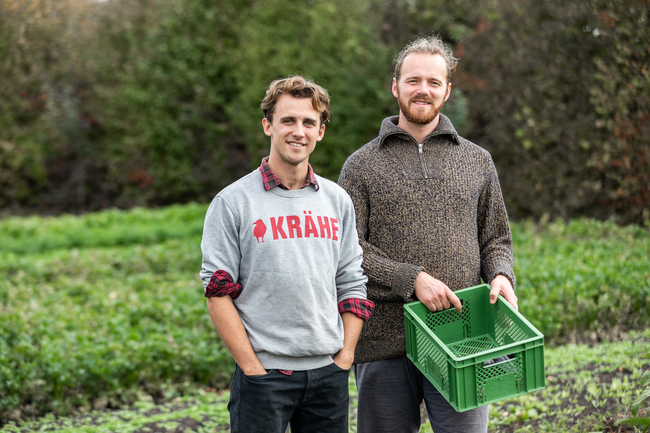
[{"xmin": 200, "ymin": 169, "xmax": 368, "ymax": 371}]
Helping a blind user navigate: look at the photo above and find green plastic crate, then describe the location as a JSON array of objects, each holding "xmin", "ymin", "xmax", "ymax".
[{"xmin": 404, "ymin": 283, "xmax": 545, "ymax": 412}]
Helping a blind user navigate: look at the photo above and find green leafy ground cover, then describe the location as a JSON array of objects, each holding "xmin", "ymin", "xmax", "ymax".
[
  {"xmin": 0, "ymin": 204, "xmax": 207, "ymax": 255},
  {"xmin": 2, "ymin": 334, "xmax": 649, "ymax": 432},
  {"xmin": 1, "ymin": 204, "xmax": 649, "ymax": 431},
  {"xmin": 512, "ymin": 218, "xmax": 650, "ymax": 344}
]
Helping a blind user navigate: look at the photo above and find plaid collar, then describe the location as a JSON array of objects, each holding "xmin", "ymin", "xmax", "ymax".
[{"xmin": 259, "ymin": 156, "xmax": 319, "ymax": 191}]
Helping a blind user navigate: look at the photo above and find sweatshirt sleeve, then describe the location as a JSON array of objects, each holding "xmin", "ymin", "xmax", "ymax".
[
  {"xmin": 333, "ymin": 188, "xmax": 370, "ymax": 304},
  {"xmin": 200, "ymin": 196, "xmax": 243, "ymax": 294},
  {"xmin": 338, "ymin": 156, "xmax": 424, "ymax": 303}
]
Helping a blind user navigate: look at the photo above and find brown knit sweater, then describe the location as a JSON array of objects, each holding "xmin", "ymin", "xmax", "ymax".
[{"xmin": 338, "ymin": 114, "xmax": 516, "ymax": 364}]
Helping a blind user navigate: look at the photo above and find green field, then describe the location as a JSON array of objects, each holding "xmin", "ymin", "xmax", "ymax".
[{"xmin": 1, "ymin": 204, "xmax": 649, "ymax": 432}]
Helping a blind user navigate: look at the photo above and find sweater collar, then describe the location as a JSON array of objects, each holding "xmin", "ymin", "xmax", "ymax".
[{"xmin": 378, "ymin": 114, "xmax": 460, "ymax": 147}]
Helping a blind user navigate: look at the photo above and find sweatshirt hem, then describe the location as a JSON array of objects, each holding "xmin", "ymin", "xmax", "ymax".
[{"xmin": 256, "ymin": 352, "xmax": 334, "ymax": 371}]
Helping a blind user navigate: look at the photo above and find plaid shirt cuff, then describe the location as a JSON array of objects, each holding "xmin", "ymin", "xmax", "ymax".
[
  {"xmin": 204, "ymin": 270, "xmax": 243, "ymax": 299},
  {"xmin": 338, "ymin": 298, "xmax": 375, "ymax": 321}
]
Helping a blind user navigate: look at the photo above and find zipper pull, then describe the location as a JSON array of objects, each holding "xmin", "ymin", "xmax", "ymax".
[{"xmin": 418, "ymin": 143, "xmax": 429, "ymax": 179}]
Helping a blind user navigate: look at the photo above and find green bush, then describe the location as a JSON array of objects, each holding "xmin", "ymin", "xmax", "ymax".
[
  {"xmin": 0, "ymin": 202, "xmax": 207, "ymax": 255},
  {"xmin": 1, "ymin": 205, "xmax": 648, "ymax": 423},
  {"xmin": 0, "ymin": 205, "xmax": 232, "ymax": 421},
  {"xmin": 512, "ymin": 218, "xmax": 650, "ymax": 344}
]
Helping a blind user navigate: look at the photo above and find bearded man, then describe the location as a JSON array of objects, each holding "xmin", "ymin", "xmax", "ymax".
[{"xmin": 338, "ymin": 35, "xmax": 517, "ymax": 433}]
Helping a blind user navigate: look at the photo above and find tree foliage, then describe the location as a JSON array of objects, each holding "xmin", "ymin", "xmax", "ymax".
[
  {"xmin": 0, "ymin": 0, "xmax": 647, "ymax": 223},
  {"xmin": 588, "ymin": 0, "xmax": 650, "ymax": 224},
  {"xmin": 90, "ymin": 0, "xmax": 250, "ymax": 206},
  {"xmin": 458, "ymin": 0, "xmax": 649, "ymax": 224},
  {"xmin": 0, "ymin": 0, "xmax": 88, "ymax": 212}
]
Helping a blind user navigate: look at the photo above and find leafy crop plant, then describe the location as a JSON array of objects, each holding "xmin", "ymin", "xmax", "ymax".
[{"xmin": 616, "ymin": 352, "xmax": 650, "ymax": 432}]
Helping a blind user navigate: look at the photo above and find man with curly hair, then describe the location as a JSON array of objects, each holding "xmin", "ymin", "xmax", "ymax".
[
  {"xmin": 201, "ymin": 76, "xmax": 373, "ymax": 432},
  {"xmin": 339, "ymin": 35, "xmax": 517, "ymax": 433}
]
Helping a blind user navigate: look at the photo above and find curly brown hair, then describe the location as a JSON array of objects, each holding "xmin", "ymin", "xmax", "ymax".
[
  {"xmin": 393, "ymin": 35, "xmax": 459, "ymax": 84},
  {"xmin": 261, "ymin": 76, "xmax": 331, "ymax": 126}
]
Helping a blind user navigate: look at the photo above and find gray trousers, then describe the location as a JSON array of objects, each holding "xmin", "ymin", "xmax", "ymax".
[{"xmin": 352, "ymin": 357, "xmax": 489, "ymax": 433}]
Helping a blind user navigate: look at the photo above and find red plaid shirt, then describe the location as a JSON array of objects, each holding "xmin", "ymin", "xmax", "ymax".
[{"xmin": 259, "ymin": 156, "xmax": 319, "ymax": 191}]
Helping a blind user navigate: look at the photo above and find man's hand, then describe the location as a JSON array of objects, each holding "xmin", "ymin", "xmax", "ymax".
[
  {"xmin": 414, "ymin": 272, "xmax": 462, "ymax": 313},
  {"xmin": 333, "ymin": 348, "xmax": 355, "ymax": 370},
  {"xmin": 333, "ymin": 312, "xmax": 363, "ymax": 370},
  {"xmin": 240, "ymin": 363, "xmax": 267, "ymax": 376},
  {"xmin": 490, "ymin": 274, "xmax": 518, "ymax": 311}
]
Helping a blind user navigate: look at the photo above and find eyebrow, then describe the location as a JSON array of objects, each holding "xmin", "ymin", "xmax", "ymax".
[
  {"xmin": 279, "ymin": 115, "xmax": 319, "ymax": 124},
  {"xmin": 404, "ymin": 75, "xmax": 443, "ymax": 83}
]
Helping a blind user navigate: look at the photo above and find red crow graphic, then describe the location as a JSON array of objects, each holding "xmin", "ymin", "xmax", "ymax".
[{"xmin": 253, "ymin": 219, "xmax": 267, "ymax": 243}]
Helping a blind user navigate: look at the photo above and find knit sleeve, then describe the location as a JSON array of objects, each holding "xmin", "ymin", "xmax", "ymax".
[
  {"xmin": 338, "ymin": 154, "xmax": 424, "ymax": 303},
  {"xmin": 477, "ymin": 157, "xmax": 516, "ymax": 288}
]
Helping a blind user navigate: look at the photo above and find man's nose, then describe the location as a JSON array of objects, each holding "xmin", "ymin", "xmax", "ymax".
[{"xmin": 292, "ymin": 122, "xmax": 305, "ymax": 137}]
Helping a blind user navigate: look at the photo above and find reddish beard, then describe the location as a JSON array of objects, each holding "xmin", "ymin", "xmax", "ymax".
[{"xmin": 397, "ymin": 91, "xmax": 447, "ymax": 125}]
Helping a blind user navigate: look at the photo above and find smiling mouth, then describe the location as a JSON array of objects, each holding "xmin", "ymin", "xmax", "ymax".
[{"xmin": 288, "ymin": 141, "xmax": 307, "ymax": 148}]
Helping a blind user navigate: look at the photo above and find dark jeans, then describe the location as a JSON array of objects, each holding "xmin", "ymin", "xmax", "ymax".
[{"xmin": 228, "ymin": 363, "xmax": 349, "ymax": 433}]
